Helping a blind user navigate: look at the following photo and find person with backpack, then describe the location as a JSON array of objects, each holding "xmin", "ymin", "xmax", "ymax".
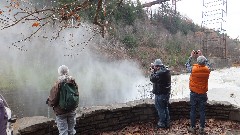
[
  {"xmin": 150, "ymin": 59, "xmax": 171, "ymax": 129},
  {"xmin": 186, "ymin": 50, "xmax": 211, "ymax": 134},
  {"xmin": 46, "ymin": 65, "xmax": 79, "ymax": 135},
  {"xmin": 0, "ymin": 94, "xmax": 9, "ymax": 135}
]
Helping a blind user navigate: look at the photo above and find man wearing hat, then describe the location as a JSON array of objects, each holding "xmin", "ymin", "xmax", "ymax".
[
  {"xmin": 186, "ymin": 50, "xmax": 211, "ymax": 134},
  {"xmin": 150, "ymin": 59, "xmax": 171, "ymax": 129}
]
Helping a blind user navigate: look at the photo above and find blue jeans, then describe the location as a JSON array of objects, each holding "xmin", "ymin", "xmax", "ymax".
[
  {"xmin": 155, "ymin": 94, "xmax": 170, "ymax": 127},
  {"xmin": 56, "ymin": 111, "xmax": 76, "ymax": 135},
  {"xmin": 190, "ymin": 91, "xmax": 208, "ymax": 128}
]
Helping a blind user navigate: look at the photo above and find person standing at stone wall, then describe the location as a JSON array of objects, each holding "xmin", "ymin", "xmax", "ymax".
[
  {"xmin": 185, "ymin": 50, "xmax": 211, "ymax": 134},
  {"xmin": 0, "ymin": 94, "xmax": 9, "ymax": 135},
  {"xmin": 46, "ymin": 65, "xmax": 79, "ymax": 135},
  {"xmin": 150, "ymin": 59, "xmax": 171, "ymax": 129}
]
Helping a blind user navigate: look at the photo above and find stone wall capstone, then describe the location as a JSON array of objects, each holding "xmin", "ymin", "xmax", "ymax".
[{"xmin": 13, "ymin": 98, "xmax": 240, "ymax": 135}]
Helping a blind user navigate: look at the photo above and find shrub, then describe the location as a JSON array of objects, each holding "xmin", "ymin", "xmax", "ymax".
[{"xmin": 122, "ymin": 35, "xmax": 137, "ymax": 49}]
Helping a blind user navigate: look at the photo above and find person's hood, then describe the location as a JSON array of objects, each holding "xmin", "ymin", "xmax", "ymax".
[{"xmin": 58, "ymin": 75, "xmax": 73, "ymax": 82}]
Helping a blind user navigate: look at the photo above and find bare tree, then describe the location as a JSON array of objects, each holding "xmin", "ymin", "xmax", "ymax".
[{"xmin": 0, "ymin": 0, "xmax": 123, "ymax": 50}]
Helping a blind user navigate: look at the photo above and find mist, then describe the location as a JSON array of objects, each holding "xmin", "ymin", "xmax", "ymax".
[{"xmin": 0, "ymin": 2, "xmax": 145, "ymax": 117}]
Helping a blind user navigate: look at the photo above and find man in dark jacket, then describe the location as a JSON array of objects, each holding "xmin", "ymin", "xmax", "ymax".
[
  {"xmin": 150, "ymin": 59, "xmax": 171, "ymax": 129},
  {"xmin": 47, "ymin": 65, "xmax": 79, "ymax": 135}
]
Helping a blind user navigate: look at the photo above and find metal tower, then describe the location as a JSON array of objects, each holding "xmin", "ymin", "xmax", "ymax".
[
  {"xmin": 172, "ymin": 0, "xmax": 183, "ymax": 14},
  {"xmin": 142, "ymin": 0, "xmax": 170, "ymax": 8},
  {"xmin": 201, "ymin": 0, "xmax": 227, "ymax": 58}
]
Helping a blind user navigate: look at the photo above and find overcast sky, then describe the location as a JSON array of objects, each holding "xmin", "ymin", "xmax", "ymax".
[{"xmin": 140, "ymin": 0, "xmax": 239, "ymax": 39}]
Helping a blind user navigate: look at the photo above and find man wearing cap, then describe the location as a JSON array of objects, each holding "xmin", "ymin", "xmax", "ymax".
[
  {"xmin": 186, "ymin": 50, "xmax": 211, "ymax": 134},
  {"xmin": 150, "ymin": 59, "xmax": 171, "ymax": 129}
]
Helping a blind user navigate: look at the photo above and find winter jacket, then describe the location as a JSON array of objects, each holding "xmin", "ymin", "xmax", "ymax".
[
  {"xmin": 0, "ymin": 95, "xmax": 8, "ymax": 135},
  {"xmin": 0, "ymin": 94, "xmax": 9, "ymax": 108},
  {"xmin": 185, "ymin": 56, "xmax": 212, "ymax": 73},
  {"xmin": 48, "ymin": 75, "xmax": 79, "ymax": 115},
  {"xmin": 185, "ymin": 56, "xmax": 211, "ymax": 94},
  {"xmin": 189, "ymin": 64, "xmax": 210, "ymax": 94},
  {"xmin": 150, "ymin": 65, "xmax": 171, "ymax": 95}
]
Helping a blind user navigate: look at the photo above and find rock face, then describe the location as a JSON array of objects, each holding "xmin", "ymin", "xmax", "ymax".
[{"xmin": 13, "ymin": 98, "xmax": 240, "ymax": 135}]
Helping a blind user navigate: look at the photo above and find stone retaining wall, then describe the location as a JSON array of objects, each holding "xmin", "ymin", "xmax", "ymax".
[{"xmin": 14, "ymin": 98, "xmax": 240, "ymax": 135}]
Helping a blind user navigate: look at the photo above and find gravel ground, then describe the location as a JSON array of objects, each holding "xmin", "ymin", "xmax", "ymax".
[{"xmin": 100, "ymin": 118, "xmax": 240, "ymax": 135}]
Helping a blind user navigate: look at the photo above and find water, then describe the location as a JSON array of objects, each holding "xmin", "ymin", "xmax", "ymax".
[
  {"xmin": 135, "ymin": 67, "xmax": 240, "ymax": 107},
  {"xmin": 1, "ymin": 67, "xmax": 240, "ymax": 118},
  {"xmin": 1, "ymin": 0, "xmax": 238, "ymax": 119},
  {"xmin": 0, "ymin": 19, "xmax": 144, "ymax": 118}
]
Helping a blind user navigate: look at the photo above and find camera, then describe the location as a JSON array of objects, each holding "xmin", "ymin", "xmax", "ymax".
[{"xmin": 194, "ymin": 51, "xmax": 198, "ymax": 54}]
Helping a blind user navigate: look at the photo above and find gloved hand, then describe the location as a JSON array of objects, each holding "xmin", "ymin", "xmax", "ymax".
[
  {"xmin": 46, "ymin": 98, "xmax": 49, "ymax": 104},
  {"xmin": 191, "ymin": 50, "xmax": 195, "ymax": 57},
  {"xmin": 149, "ymin": 63, "xmax": 155, "ymax": 72},
  {"xmin": 197, "ymin": 50, "xmax": 202, "ymax": 56}
]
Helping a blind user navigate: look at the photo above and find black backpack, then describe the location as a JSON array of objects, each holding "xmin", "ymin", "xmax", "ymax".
[{"xmin": 59, "ymin": 81, "xmax": 79, "ymax": 111}]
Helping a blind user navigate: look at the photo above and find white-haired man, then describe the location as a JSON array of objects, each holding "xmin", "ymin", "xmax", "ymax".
[
  {"xmin": 186, "ymin": 50, "xmax": 211, "ymax": 134},
  {"xmin": 47, "ymin": 65, "xmax": 79, "ymax": 135}
]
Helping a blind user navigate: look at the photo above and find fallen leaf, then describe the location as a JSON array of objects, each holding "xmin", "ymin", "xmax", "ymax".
[
  {"xmin": 13, "ymin": 2, "xmax": 20, "ymax": 8},
  {"xmin": 32, "ymin": 22, "xmax": 40, "ymax": 27},
  {"xmin": 75, "ymin": 15, "xmax": 80, "ymax": 21},
  {"xmin": 104, "ymin": 7, "xmax": 106, "ymax": 16},
  {"xmin": 101, "ymin": 119, "xmax": 240, "ymax": 135}
]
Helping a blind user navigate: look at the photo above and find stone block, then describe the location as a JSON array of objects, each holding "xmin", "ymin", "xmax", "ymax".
[
  {"xmin": 94, "ymin": 114, "xmax": 106, "ymax": 120},
  {"xmin": 13, "ymin": 116, "xmax": 54, "ymax": 135},
  {"xmin": 229, "ymin": 111, "xmax": 240, "ymax": 122},
  {"xmin": 143, "ymin": 107, "xmax": 155, "ymax": 114}
]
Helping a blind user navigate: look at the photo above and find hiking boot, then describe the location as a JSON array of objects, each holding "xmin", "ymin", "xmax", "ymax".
[
  {"xmin": 199, "ymin": 127, "xmax": 205, "ymax": 135},
  {"xmin": 157, "ymin": 125, "xmax": 169, "ymax": 129},
  {"xmin": 165, "ymin": 121, "xmax": 171, "ymax": 129},
  {"xmin": 188, "ymin": 127, "xmax": 196, "ymax": 134},
  {"xmin": 166, "ymin": 123, "xmax": 170, "ymax": 129},
  {"xmin": 157, "ymin": 122, "xmax": 169, "ymax": 129}
]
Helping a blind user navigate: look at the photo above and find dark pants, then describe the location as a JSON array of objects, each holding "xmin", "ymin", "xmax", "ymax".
[
  {"xmin": 0, "ymin": 100, "xmax": 7, "ymax": 135},
  {"xmin": 155, "ymin": 94, "xmax": 170, "ymax": 127},
  {"xmin": 190, "ymin": 91, "xmax": 208, "ymax": 128}
]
